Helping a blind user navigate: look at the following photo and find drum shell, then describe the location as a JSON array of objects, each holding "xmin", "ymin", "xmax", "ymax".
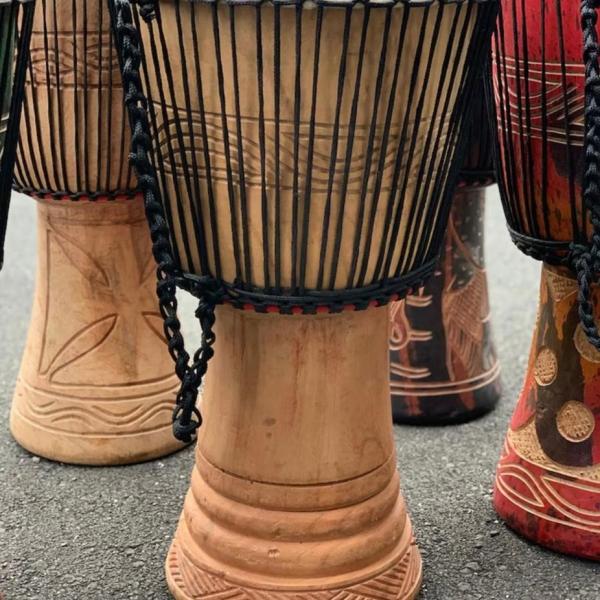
[
  {"xmin": 493, "ymin": 1, "xmax": 588, "ymax": 247},
  {"xmin": 14, "ymin": 0, "xmax": 135, "ymax": 199},
  {"xmin": 139, "ymin": 1, "xmax": 493, "ymax": 300}
]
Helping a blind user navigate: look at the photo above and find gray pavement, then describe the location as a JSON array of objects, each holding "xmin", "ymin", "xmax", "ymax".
[{"xmin": 0, "ymin": 190, "xmax": 598, "ymax": 599}]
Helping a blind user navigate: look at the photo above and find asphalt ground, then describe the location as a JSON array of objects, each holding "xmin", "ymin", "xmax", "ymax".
[{"xmin": 0, "ymin": 189, "xmax": 598, "ymax": 599}]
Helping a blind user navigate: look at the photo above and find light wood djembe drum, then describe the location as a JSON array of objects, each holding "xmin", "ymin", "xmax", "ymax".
[
  {"xmin": 0, "ymin": 0, "xmax": 34, "ymax": 269},
  {"xmin": 492, "ymin": 0, "xmax": 600, "ymax": 559},
  {"xmin": 390, "ymin": 69, "xmax": 502, "ymax": 424},
  {"xmin": 112, "ymin": 0, "xmax": 498, "ymax": 596},
  {"xmin": 8, "ymin": 0, "xmax": 185, "ymax": 466}
]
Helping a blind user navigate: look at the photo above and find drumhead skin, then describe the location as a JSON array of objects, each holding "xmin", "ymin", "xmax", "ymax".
[
  {"xmin": 492, "ymin": 0, "xmax": 600, "ymax": 560},
  {"xmin": 131, "ymin": 0, "xmax": 498, "ymax": 312}
]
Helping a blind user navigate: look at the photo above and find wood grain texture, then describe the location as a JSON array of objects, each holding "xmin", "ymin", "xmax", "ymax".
[
  {"xmin": 166, "ymin": 305, "xmax": 422, "ymax": 598},
  {"xmin": 9, "ymin": 198, "xmax": 186, "ymax": 465}
]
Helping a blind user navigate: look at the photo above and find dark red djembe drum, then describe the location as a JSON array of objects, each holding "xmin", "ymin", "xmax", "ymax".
[
  {"xmin": 0, "ymin": 0, "xmax": 34, "ymax": 269},
  {"xmin": 492, "ymin": 0, "xmax": 600, "ymax": 559},
  {"xmin": 390, "ymin": 69, "xmax": 502, "ymax": 424},
  {"xmin": 111, "ymin": 0, "xmax": 498, "ymax": 596},
  {"xmin": 8, "ymin": 0, "xmax": 185, "ymax": 466}
]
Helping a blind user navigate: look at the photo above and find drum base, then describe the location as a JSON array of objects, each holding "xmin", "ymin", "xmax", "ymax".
[
  {"xmin": 390, "ymin": 187, "xmax": 501, "ymax": 425},
  {"xmin": 9, "ymin": 198, "xmax": 186, "ymax": 465},
  {"xmin": 494, "ymin": 435, "xmax": 600, "ymax": 561},
  {"xmin": 166, "ymin": 305, "xmax": 422, "ymax": 599},
  {"xmin": 166, "ymin": 535, "xmax": 422, "ymax": 600},
  {"xmin": 492, "ymin": 265, "xmax": 600, "ymax": 560},
  {"xmin": 392, "ymin": 385, "xmax": 499, "ymax": 425}
]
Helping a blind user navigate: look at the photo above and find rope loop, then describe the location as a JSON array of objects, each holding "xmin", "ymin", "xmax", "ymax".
[
  {"xmin": 135, "ymin": 0, "xmax": 158, "ymax": 22},
  {"xmin": 113, "ymin": 0, "xmax": 221, "ymax": 443}
]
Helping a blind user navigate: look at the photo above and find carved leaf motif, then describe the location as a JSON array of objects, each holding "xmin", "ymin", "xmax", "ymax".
[
  {"xmin": 47, "ymin": 314, "xmax": 117, "ymax": 382},
  {"xmin": 49, "ymin": 225, "xmax": 111, "ymax": 289}
]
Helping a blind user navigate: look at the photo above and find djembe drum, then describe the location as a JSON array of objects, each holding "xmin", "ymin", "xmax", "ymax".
[
  {"xmin": 0, "ymin": 0, "xmax": 34, "ymax": 269},
  {"xmin": 492, "ymin": 0, "xmax": 600, "ymax": 559},
  {"xmin": 8, "ymin": 0, "xmax": 185, "ymax": 466},
  {"xmin": 390, "ymin": 70, "xmax": 502, "ymax": 424},
  {"xmin": 112, "ymin": 0, "xmax": 497, "ymax": 596}
]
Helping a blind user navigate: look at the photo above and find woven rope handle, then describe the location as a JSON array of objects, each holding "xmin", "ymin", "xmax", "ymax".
[
  {"xmin": 112, "ymin": 0, "xmax": 221, "ymax": 442},
  {"xmin": 572, "ymin": 0, "xmax": 600, "ymax": 349}
]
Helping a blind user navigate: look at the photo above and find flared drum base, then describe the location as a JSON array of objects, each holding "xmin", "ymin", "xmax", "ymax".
[
  {"xmin": 494, "ymin": 436, "xmax": 600, "ymax": 561},
  {"xmin": 390, "ymin": 188, "xmax": 501, "ymax": 425},
  {"xmin": 165, "ymin": 305, "xmax": 422, "ymax": 599},
  {"xmin": 10, "ymin": 379, "xmax": 184, "ymax": 466},
  {"xmin": 166, "ymin": 531, "xmax": 422, "ymax": 600},
  {"xmin": 392, "ymin": 384, "xmax": 500, "ymax": 426},
  {"xmin": 9, "ymin": 198, "xmax": 186, "ymax": 465},
  {"xmin": 492, "ymin": 265, "xmax": 600, "ymax": 560}
]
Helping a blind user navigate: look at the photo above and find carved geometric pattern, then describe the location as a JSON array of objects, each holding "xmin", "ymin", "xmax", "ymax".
[
  {"xmin": 508, "ymin": 422, "xmax": 600, "ymax": 483},
  {"xmin": 442, "ymin": 268, "xmax": 488, "ymax": 378},
  {"xmin": 556, "ymin": 401, "xmax": 596, "ymax": 443},
  {"xmin": 154, "ymin": 106, "xmax": 449, "ymax": 194},
  {"xmin": 534, "ymin": 347, "xmax": 558, "ymax": 387},
  {"xmin": 493, "ymin": 56, "xmax": 584, "ymax": 145},
  {"xmin": 29, "ymin": 32, "xmax": 121, "ymax": 89},
  {"xmin": 544, "ymin": 268, "xmax": 579, "ymax": 304},
  {"xmin": 496, "ymin": 438, "xmax": 600, "ymax": 535},
  {"xmin": 13, "ymin": 209, "xmax": 179, "ymax": 438},
  {"xmin": 167, "ymin": 540, "xmax": 422, "ymax": 600}
]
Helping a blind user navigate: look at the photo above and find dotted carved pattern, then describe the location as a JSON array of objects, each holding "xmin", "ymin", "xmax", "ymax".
[{"xmin": 167, "ymin": 541, "xmax": 422, "ymax": 600}]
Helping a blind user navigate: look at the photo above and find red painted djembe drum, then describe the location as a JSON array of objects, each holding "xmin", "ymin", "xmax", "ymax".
[
  {"xmin": 8, "ymin": 0, "xmax": 185, "ymax": 465},
  {"xmin": 112, "ymin": 0, "xmax": 497, "ymax": 596},
  {"xmin": 492, "ymin": 0, "xmax": 600, "ymax": 559},
  {"xmin": 390, "ymin": 70, "xmax": 502, "ymax": 424},
  {"xmin": 0, "ymin": 0, "xmax": 34, "ymax": 269}
]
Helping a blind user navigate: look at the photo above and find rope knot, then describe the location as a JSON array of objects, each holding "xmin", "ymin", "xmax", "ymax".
[
  {"xmin": 172, "ymin": 402, "xmax": 202, "ymax": 443},
  {"xmin": 137, "ymin": 0, "xmax": 157, "ymax": 22}
]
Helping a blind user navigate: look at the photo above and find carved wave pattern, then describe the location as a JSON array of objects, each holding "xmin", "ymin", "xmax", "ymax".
[
  {"xmin": 28, "ymin": 32, "xmax": 121, "ymax": 89},
  {"xmin": 496, "ymin": 440, "xmax": 600, "ymax": 535},
  {"xmin": 168, "ymin": 540, "xmax": 421, "ymax": 600},
  {"xmin": 15, "ymin": 390, "xmax": 176, "ymax": 436},
  {"xmin": 493, "ymin": 56, "xmax": 585, "ymax": 145},
  {"xmin": 153, "ymin": 107, "xmax": 450, "ymax": 194}
]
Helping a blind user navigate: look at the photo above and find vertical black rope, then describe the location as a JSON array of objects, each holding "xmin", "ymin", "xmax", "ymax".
[
  {"xmin": 0, "ymin": 2, "xmax": 34, "ymax": 268},
  {"xmin": 112, "ymin": 0, "xmax": 223, "ymax": 442},
  {"xmin": 571, "ymin": 0, "xmax": 600, "ymax": 349}
]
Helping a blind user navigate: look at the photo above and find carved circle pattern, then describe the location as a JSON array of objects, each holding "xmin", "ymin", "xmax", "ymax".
[
  {"xmin": 534, "ymin": 347, "xmax": 558, "ymax": 387},
  {"xmin": 556, "ymin": 401, "xmax": 596, "ymax": 443}
]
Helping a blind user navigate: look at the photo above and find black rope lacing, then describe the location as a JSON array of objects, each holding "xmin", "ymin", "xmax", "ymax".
[
  {"xmin": 573, "ymin": 0, "xmax": 600, "ymax": 349},
  {"xmin": 0, "ymin": 2, "xmax": 34, "ymax": 270},
  {"xmin": 112, "ymin": 0, "xmax": 224, "ymax": 443}
]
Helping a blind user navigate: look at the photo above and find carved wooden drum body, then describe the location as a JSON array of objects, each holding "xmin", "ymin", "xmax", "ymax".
[
  {"xmin": 492, "ymin": 0, "xmax": 600, "ymax": 560},
  {"xmin": 390, "ymin": 74, "xmax": 502, "ymax": 424},
  {"xmin": 0, "ymin": 0, "xmax": 34, "ymax": 269},
  {"xmin": 8, "ymin": 0, "xmax": 185, "ymax": 466},
  {"xmin": 112, "ymin": 0, "xmax": 498, "ymax": 596}
]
